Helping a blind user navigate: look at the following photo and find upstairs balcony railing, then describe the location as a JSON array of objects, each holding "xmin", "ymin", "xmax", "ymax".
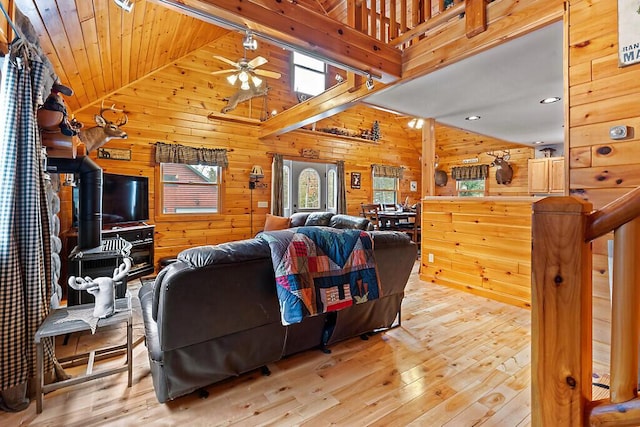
[
  {"xmin": 348, "ymin": 0, "xmax": 469, "ymax": 49},
  {"xmin": 531, "ymin": 187, "xmax": 640, "ymax": 426}
]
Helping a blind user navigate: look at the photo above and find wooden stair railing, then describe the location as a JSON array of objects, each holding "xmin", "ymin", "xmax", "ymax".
[{"xmin": 532, "ymin": 187, "xmax": 640, "ymax": 426}]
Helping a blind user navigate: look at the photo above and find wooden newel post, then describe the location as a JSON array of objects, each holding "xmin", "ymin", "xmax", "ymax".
[{"xmin": 532, "ymin": 197, "xmax": 593, "ymax": 427}]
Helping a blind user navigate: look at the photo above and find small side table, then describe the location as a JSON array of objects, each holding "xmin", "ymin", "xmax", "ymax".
[{"xmin": 35, "ymin": 296, "xmax": 133, "ymax": 414}]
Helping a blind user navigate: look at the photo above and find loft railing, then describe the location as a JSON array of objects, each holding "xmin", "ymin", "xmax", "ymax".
[
  {"xmin": 531, "ymin": 187, "xmax": 640, "ymax": 426},
  {"xmin": 348, "ymin": 0, "xmax": 469, "ymax": 49}
]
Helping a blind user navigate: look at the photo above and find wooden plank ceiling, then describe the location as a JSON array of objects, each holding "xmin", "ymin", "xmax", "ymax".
[
  {"xmin": 12, "ymin": 0, "xmax": 357, "ymax": 113},
  {"xmin": 14, "ymin": 0, "xmax": 230, "ymax": 111}
]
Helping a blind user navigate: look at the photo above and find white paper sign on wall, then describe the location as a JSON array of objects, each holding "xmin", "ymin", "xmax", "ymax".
[{"xmin": 618, "ymin": 0, "xmax": 640, "ymax": 67}]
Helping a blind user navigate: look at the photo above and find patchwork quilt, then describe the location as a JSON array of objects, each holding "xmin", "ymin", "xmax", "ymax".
[{"xmin": 259, "ymin": 226, "xmax": 381, "ymax": 325}]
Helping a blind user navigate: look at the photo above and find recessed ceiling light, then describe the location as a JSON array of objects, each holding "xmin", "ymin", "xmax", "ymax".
[
  {"xmin": 534, "ymin": 141, "xmax": 544, "ymax": 144},
  {"xmin": 465, "ymin": 115, "xmax": 481, "ymax": 121},
  {"xmin": 540, "ymin": 97, "xmax": 561, "ymax": 104}
]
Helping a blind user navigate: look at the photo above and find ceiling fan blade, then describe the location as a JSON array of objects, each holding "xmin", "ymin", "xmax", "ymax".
[
  {"xmin": 210, "ymin": 69, "xmax": 237, "ymax": 75},
  {"xmin": 254, "ymin": 69, "xmax": 281, "ymax": 79},
  {"xmin": 213, "ymin": 55, "xmax": 240, "ymax": 68},
  {"xmin": 247, "ymin": 56, "xmax": 268, "ymax": 69}
]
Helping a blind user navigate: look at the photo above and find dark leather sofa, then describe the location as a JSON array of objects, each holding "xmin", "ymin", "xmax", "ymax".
[{"xmin": 139, "ymin": 213, "xmax": 417, "ymax": 403}]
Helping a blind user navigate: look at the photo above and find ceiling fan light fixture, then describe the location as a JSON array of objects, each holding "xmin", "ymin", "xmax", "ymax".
[
  {"xmin": 240, "ymin": 81, "xmax": 250, "ymax": 91},
  {"xmin": 226, "ymin": 74, "xmax": 238, "ymax": 85},
  {"xmin": 251, "ymin": 75, "xmax": 263, "ymax": 87},
  {"xmin": 238, "ymin": 71, "xmax": 249, "ymax": 83}
]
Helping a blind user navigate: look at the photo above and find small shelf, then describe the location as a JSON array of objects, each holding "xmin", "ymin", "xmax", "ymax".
[{"xmin": 296, "ymin": 128, "xmax": 381, "ymax": 144}]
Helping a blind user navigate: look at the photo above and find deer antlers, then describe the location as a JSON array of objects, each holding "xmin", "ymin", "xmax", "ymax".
[
  {"xmin": 99, "ymin": 100, "xmax": 128, "ymax": 126},
  {"xmin": 487, "ymin": 150, "xmax": 511, "ymax": 161}
]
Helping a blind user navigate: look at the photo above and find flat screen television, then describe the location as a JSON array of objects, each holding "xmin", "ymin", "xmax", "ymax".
[{"xmin": 72, "ymin": 173, "xmax": 149, "ymax": 227}]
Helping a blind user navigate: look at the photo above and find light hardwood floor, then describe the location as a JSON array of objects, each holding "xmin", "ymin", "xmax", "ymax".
[{"xmin": 3, "ymin": 264, "xmax": 537, "ymax": 426}]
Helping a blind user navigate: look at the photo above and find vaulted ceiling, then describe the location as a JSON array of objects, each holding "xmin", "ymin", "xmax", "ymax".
[{"xmin": 13, "ymin": 0, "xmax": 231, "ymax": 111}]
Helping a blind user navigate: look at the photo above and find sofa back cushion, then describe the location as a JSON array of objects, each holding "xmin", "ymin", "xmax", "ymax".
[
  {"xmin": 329, "ymin": 214, "xmax": 370, "ymax": 230},
  {"xmin": 304, "ymin": 211, "xmax": 334, "ymax": 226},
  {"xmin": 289, "ymin": 212, "xmax": 310, "ymax": 227}
]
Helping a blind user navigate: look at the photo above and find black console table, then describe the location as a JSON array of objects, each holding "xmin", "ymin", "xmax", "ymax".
[{"xmin": 66, "ymin": 224, "xmax": 155, "ymax": 306}]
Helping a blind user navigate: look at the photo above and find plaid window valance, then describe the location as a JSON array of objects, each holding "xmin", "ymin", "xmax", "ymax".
[
  {"xmin": 451, "ymin": 164, "xmax": 489, "ymax": 181},
  {"xmin": 372, "ymin": 164, "xmax": 404, "ymax": 178},
  {"xmin": 155, "ymin": 142, "xmax": 229, "ymax": 167}
]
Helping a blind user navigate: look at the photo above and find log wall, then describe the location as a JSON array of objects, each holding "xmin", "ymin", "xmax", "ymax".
[
  {"xmin": 420, "ymin": 197, "xmax": 535, "ymax": 308},
  {"xmin": 568, "ymin": 0, "xmax": 640, "ymax": 371},
  {"xmin": 57, "ymin": 32, "xmax": 421, "ymax": 267}
]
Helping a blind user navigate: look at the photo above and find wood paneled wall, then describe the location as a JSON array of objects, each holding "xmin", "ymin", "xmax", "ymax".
[
  {"xmin": 434, "ymin": 124, "xmax": 534, "ymax": 196},
  {"xmin": 58, "ymin": 33, "xmax": 421, "ymax": 268},
  {"xmin": 420, "ymin": 197, "xmax": 534, "ymax": 308},
  {"xmin": 568, "ymin": 0, "xmax": 640, "ymax": 368}
]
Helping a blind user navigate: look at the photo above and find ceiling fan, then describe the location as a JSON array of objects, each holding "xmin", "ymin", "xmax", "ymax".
[{"xmin": 211, "ymin": 32, "xmax": 282, "ymax": 91}]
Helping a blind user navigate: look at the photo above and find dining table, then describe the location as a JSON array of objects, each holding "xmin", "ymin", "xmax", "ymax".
[{"xmin": 376, "ymin": 209, "xmax": 416, "ymax": 230}]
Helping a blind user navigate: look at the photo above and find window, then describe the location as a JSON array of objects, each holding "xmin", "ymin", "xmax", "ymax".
[
  {"xmin": 283, "ymin": 165, "xmax": 290, "ymax": 212},
  {"xmin": 160, "ymin": 164, "xmax": 221, "ymax": 214},
  {"xmin": 457, "ymin": 179, "xmax": 486, "ymax": 197},
  {"xmin": 327, "ymin": 169, "xmax": 337, "ymax": 211},
  {"xmin": 373, "ymin": 176, "xmax": 398, "ymax": 205},
  {"xmin": 293, "ymin": 52, "xmax": 326, "ymax": 97},
  {"xmin": 298, "ymin": 168, "xmax": 320, "ymax": 209}
]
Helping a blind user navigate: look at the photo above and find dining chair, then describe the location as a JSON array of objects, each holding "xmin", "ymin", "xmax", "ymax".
[
  {"xmin": 361, "ymin": 203, "xmax": 381, "ymax": 230},
  {"xmin": 397, "ymin": 203, "xmax": 421, "ymax": 243}
]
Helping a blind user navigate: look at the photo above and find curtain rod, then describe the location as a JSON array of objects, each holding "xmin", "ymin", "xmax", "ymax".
[
  {"xmin": 148, "ymin": 142, "xmax": 234, "ymax": 152},
  {"xmin": 265, "ymin": 152, "xmax": 339, "ymax": 164}
]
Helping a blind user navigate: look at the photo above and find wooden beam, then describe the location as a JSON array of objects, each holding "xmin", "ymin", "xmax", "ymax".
[
  {"xmin": 422, "ymin": 118, "xmax": 435, "ymax": 196},
  {"xmin": 259, "ymin": 74, "xmax": 377, "ymax": 138},
  {"xmin": 152, "ymin": 0, "xmax": 402, "ymax": 83},
  {"xmin": 465, "ymin": 0, "xmax": 487, "ymax": 38}
]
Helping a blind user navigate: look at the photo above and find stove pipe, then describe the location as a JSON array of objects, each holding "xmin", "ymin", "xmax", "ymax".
[{"xmin": 47, "ymin": 156, "xmax": 102, "ymax": 250}]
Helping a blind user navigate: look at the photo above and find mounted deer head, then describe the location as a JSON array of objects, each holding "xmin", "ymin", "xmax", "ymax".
[
  {"xmin": 487, "ymin": 150, "xmax": 513, "ymax": 185},
  {"xmin": 78, "ymin": 101, "xmax": 128, "ymax": 153}
]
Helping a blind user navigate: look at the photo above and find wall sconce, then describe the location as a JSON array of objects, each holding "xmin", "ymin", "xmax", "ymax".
[
  {"xmin": 249, "ymin": 165, "xmax": 266, "ymax": 189},
  {"xmin": 408, "ymin": 118, "xmax": 424, "ymax": 129},
  {"xmin": 113, "ymin": 0, "xmax": 134, "ymax": 12}
]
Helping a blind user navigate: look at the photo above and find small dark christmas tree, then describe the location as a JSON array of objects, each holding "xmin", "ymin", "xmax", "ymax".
[{"xmin": 372, "ymin": 120, "xmax": 381, "ymax": 141}]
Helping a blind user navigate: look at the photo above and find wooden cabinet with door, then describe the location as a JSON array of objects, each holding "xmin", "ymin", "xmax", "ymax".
[{"xmin": 528, "ymin": 157, "xmax": 564, "ymax": 194}]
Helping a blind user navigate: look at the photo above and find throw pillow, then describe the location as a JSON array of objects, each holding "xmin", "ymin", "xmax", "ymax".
[{"xmin": 264, "ymin": 214, "xmax": 291, "ymax": 231}]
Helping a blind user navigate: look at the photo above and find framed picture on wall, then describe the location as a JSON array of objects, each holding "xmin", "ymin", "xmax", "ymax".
[{"xmin": 351, "ymin": 172, "xmax": 361, "ymax": 189}]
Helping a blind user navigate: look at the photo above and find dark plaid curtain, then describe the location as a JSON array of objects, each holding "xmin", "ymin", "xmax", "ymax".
[
  {"xmin": 271, "ymin": 154, "xmax": 284, "ymax": 216},
  {"xmin": 336, "ymin": 161, "xmax": 347, "ymax": 214},
  {"xmin": 155, "ymin": 142, "xmax": 228, "ymax": 167},
  {"xmin": 372, "ymin": 164, "xmax": 404, "ymax": 178},
  {"xmin": 451, "ymin": 164, "xmax": 490, "ymax": 181},
  {"xmin": 0, "ymin": 39, "xmax": 54, "ymax": 410}
]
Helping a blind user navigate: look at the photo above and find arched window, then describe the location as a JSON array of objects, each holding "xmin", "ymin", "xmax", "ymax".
[
  {"xmin": 298, "ymin": 168, "xmax": 320, "ymax": 209},
  {"xmin": 327, "ymin": 169, "xmax": 337, "ymax": 211}
]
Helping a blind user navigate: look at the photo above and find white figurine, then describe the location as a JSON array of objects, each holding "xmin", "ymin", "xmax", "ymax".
[{"xmin": 68, "ymin": 258, "xmax": 132, "ymax": 318}]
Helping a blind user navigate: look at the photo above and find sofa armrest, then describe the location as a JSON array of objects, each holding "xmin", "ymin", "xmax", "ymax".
[{"xmin": 371, "ymin": 231, "xmax": 417, "ymax": 296}]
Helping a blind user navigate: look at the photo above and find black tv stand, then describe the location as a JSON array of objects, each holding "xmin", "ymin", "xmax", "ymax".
[{"xmin": 65, "ymin": 223, "xmax": 155, "ymax": 306}]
